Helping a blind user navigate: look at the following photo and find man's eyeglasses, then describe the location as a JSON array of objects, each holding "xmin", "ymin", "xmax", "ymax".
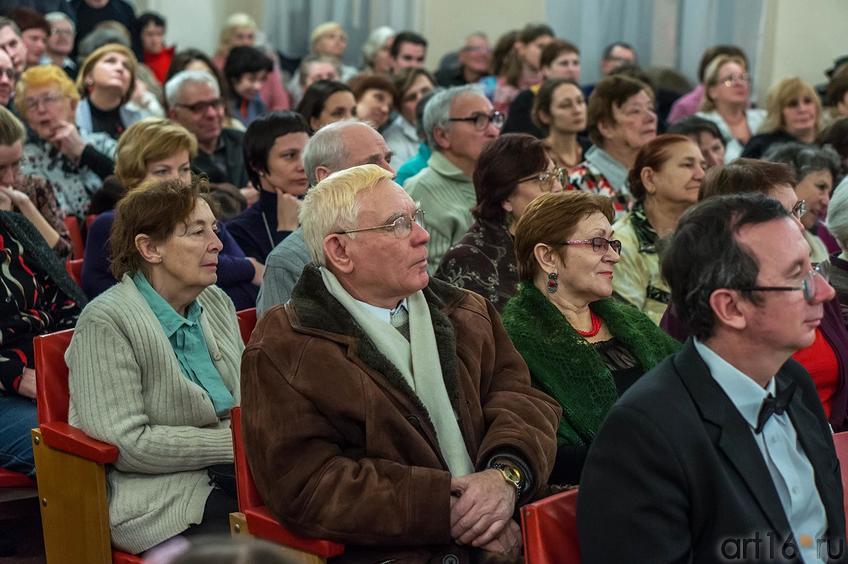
[
  {"xmin": 23, "ymin": 93, "xmax": 65, "ymax": 111},
  {"xmin": 792, "ymin": 200, "xmax": 807, "ymax": 219},
  {"xmin": 560, "ymin": 237, "xmax": 622, "ymax": 255},
  {"xmin": 338, "ymin": 208, "xmax": 426, "ymax": 239},
  {"xmin": 448, "ymin": 111, "xmax": 504, "ymax": 130},
  {"xmin": 175, "ymin": 98, "xmax": 225, "ymax": 114},
  {"xmin": 737, "ymin": 261, "xmax": 830, "ymax": 303},
  {"xmin": 721, "ymin": 73, "xmax": 750, "ymax": 87},
  {"xmin": 518, "ymin": 168, "xmax": 565, "ymax": 192}
]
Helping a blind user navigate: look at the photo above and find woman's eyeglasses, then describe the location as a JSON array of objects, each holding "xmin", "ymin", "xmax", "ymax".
[
  {"xmin": 559, "ymin": 237, "xmax": 622, "ymax": 255},
  {"xmin": 721, "ymin": 73, "xmax": 750, "ymax": 87},
  {"xmin": 518, "ymin": 168, "xmax": 565, "ymax": 192}
]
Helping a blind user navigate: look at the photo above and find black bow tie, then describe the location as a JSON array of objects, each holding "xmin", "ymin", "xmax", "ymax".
[{"xmin": 755, "ymin": 381, "xmax": 797, "ymax": 434}]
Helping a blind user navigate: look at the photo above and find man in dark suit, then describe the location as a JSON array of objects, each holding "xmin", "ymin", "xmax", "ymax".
[{"xmin": 578, "ymin": 193, "xmax": 846, "ymax": 563}]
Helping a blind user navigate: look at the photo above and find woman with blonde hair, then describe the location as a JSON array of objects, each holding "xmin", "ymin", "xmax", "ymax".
[
  {"xmin": 82, "ymin": 118, "xmax": 262, "ymax": 308},
  {"xmin": 695, "ymin": 54, "xmax": 765, "ymax": 162},
  {"xmin": 742, "ymin": 77, "xmax": 823, "ymax": 159},
  {"xmin": 75, "ymin": 43, "xmax": 144, "ymax": 139},
  {"xmin": 17, "ymin": 64, "xmax": 117, "ymax": 217},
  {"xmin": 214, "ymin": 13, "xmax": 290, "ymax": 111}
]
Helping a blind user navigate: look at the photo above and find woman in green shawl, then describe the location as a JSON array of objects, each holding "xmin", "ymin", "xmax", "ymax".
[{"xmin": 502, "ymin": 191, "xmax": 679, "ymax": 485}]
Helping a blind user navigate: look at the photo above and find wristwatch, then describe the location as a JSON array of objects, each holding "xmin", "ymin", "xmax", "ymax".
[{"xmin": 491, "ymin": 461, "xmax": 523, "ymax": 493}]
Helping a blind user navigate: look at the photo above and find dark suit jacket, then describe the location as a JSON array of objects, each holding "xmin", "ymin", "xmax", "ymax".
[{"xmin": 577, "ymin": 339, "xmax": 846, "ymax": 563}]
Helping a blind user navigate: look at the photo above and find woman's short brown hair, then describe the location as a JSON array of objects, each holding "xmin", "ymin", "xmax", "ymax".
[
  {"xmin": 698, "ymin": 158, "xmax": 796, "ymax": 201},
  {"xmin": 110, "ymin": 177, "xmax": 210, "ymax": 279},
  {"xmin": 76, "ymin": 43, "xmax": 138, "ymax": 105},
  {"xmin": 513, "ymin": 191, "xmax": 615, "ymax": 282},
  {"xmin": 472, "ymin": 133, "xmax": 549, "ymax": 224},
  {"xmin": 628, "ymin": 134, "xmax": 695, "ymax": 202},
  {"xmin": 587, "ymin": 74, "xmax": 653, "ymax": 146},
  {"xmin": 115, "ymin": 117, "xmax": 198, "ymax": 190},
  {"xmin": 348, "ymin": 74, "xmax": 397, "ymax": 106},
  {"xmin": 392, "ymin": 67, "xmax": 436, "ymax": 100}
]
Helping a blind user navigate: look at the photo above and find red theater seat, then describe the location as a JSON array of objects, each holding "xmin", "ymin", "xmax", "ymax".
[{"xmin": 521, "ymin": 487, "xmax": 580, "ymax": 564}]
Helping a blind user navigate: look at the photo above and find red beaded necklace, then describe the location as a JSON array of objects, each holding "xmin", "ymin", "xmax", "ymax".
[{"xmin": 575, "ymin": 311, "xmax": 602, "ymax": 338}]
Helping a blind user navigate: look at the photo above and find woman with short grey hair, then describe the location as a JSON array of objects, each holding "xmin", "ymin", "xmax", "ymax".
[{"xmin": 764, "ymin": 142, "xmax": 842, "ymax": 262}]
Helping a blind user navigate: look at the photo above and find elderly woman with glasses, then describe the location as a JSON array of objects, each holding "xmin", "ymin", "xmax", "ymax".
[
  {"xmin": 16, "ymin": 64, "xmax": 117, "ymax": 218},
  {"xmin": 502, "ymin": 191, "xmax": 679, "ymax": 484},
  {"xmin": 612, "ymin": 134, "xmax": 705, "ymax": 324},
  {"xmin": 661, "ymin": 158, "xmax": 848, "ymax": 432},
  {"xmin": 436, "ymin": 134, "xmax": 562, "ymax": 311},
  {"xmin": 695, "ymin": 54, "xmax": 764, "ymax": 163}
]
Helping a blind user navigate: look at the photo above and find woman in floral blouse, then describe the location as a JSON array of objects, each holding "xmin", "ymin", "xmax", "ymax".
[
  {"xmin": 0, "ymin": 105, "xmax": 71, "ymax": 258},
  {"xmin": 436, "ymin": 133, "xmax": 562, "ymax": 311},
  {"xmin": 567, "ymin": 74, "xmax": 657, "ymax": 217},
  {"xmin": 16, "ymin": 64, "xmax": 116, "ymax": 218}
]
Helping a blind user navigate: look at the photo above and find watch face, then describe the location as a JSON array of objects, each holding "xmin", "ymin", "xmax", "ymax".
[{"xmin": 503, "ymin": 466, "xmax": 521, "ymax": 482}]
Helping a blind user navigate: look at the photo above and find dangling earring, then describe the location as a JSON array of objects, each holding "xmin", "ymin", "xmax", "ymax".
[{"xmin": 546, "ymin": 271, "xmax": 558, "ymax": 293}]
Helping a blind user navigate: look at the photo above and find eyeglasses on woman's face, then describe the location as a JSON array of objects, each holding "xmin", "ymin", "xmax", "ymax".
[
  {"xmin": 559, "ymin": 237, "xmax": 622, "ymax": 255},
  {"xmin": 517, "ymin": 167, "xmax": 565, "ymax": 192}
]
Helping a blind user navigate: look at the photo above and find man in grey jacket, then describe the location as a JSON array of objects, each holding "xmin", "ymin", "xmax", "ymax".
[{"xmin": 256, "ymin": 120, "xmax": 394, "ymax": 315}]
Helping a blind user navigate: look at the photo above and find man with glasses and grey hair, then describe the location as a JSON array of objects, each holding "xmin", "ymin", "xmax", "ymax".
[
  {"xmin": 242, "ymin": 163, "xmax": 558, "ymax": 563},
  {"xmin": 256, "ymin": 119, "xmax": 394, "ymax": 315},
  {"xmin": 405, "ymin": 85, "xmax": 502, "ymax": 273},
  {"xmin": 165, "ymin": 70, "xmax": 248, "ymax": 187},
  {"xmin": 578, "ymin": 192, "xmax": 845, "ymax": 563}
]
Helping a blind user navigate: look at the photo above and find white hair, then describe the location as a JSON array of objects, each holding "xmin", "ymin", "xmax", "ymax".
[
  {"xmin": 165, "ymin": 70, "xmax": 220, "ymax": 109},
  {"xmin": 422, "ymin": 84, "xmax": 484, "ymax": 151}
]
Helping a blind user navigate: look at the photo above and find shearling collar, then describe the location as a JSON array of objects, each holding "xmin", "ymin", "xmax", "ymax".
[{"xmin": 286, "ymin": 264, "xmax": 468, "ymax": 427}]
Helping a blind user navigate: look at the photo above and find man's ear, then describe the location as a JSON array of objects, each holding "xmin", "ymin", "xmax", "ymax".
[
  {"xmin": 323, "ymin": 233, "xmax": 354, "ymax": 274},
  {"xmin": 708, "ymin": 288, "xmax": 748, "ymax": 332},
  {"xmin": 314, "ymin": 165, "xmax": 331, "ymax": 184},
  {"xmin": 432, "ymin": 125, "xmax": 451, "ymax": 151},
  {"xmin": 135, "ymin": 233, "xmax": 162, "ymax": 265}
]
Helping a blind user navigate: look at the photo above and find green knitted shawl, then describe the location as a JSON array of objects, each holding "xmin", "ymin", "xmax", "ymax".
[{"xmin": 502, "ymin": 283, "xmax": 679, "ymax": 446}]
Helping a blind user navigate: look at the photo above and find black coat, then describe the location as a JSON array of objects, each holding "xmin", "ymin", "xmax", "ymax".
[{"xmin": 577, "ymin": 338, "xmax": 846, "ymax": 563}]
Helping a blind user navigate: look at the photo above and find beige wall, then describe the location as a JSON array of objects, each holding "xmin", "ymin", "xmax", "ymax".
[
  {"xmin": 419, "ymin": 0, "xmax": 545, "ymax": 69},
  {"xmin": 755, "ymin": 0, "xmax": 848, "ymax": 106}
]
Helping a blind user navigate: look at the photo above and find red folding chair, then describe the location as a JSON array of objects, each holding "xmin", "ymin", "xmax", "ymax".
[
  {"xmin": 65, "ymin": 258, "xmax": 84, "ymax": 286},
  {"xmin": 236, "ymin": 308, "xmax": 257, "ymax": 345},
  {"xmin": 33, "ymin": 329, "xmax": 142, "ymax": 564},
  {"xmin": 229, "ymin": 406, "xmax": 345, "ymax": 561},
  {"xmin": 832, "ymin": 431, "xmax": 848, "ymax": 520},
  {"xmin": 521, "ymin": 487, "xmax": 580, "ymax": 564},
  {"xmin": 64, "ymin": 216, "xmax": 85, "ymax": 260}
]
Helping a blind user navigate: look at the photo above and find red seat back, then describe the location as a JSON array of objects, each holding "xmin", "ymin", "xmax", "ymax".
[
  {"xmin": 64, "ymin": 216, "xmax": 84, "ymax": 260},
  {"xmin": 33, "ymin": 329, "xmax": 75, "ymax": 426},
  {"xmin": 237, "ymin": 308, "xmax": 257, "ymax": 345},
  {"xmin": 231, "ymin": 406, "xmax": 265, "ymax": 511},
  {"xmin": 521, "ymin": 487, "xmax": 580, "ymax": 564},
  {"xmin": 66, "ymin": 258, "xmax": 84, "ymax": 286},
  {"xmin": 833, "ymin": 431, "xmax": 848, "ymax": 520}
]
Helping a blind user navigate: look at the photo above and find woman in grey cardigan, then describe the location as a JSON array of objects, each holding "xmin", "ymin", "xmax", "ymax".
[{"xmin": 66, "ymin": 177, "xmax": 243, "ymax": 554}]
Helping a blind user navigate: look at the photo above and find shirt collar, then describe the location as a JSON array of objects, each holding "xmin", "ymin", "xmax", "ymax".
[
  {"xmin": 585, "ymin": 145, "xmax": 629, "ymax": 191},
  {"xmin": 132, "ymin": 272, "xmax": 201, "ymax": 337},
  {"xmin": 693, "ymin": 338, "xmax": 775, "ymax": 430},
  {"xmin": 353, "ymin": 297, "xmax": 408, "ymax": 325},
  {"xmin": 428, "ymin": 151, "xmax": 471, "ymax": 181}
]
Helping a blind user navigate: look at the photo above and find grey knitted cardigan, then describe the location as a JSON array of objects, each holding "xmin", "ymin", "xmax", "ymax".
[{"xmin": 66, "ymin": 275, "xmax": 243, "ymax": 554}]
